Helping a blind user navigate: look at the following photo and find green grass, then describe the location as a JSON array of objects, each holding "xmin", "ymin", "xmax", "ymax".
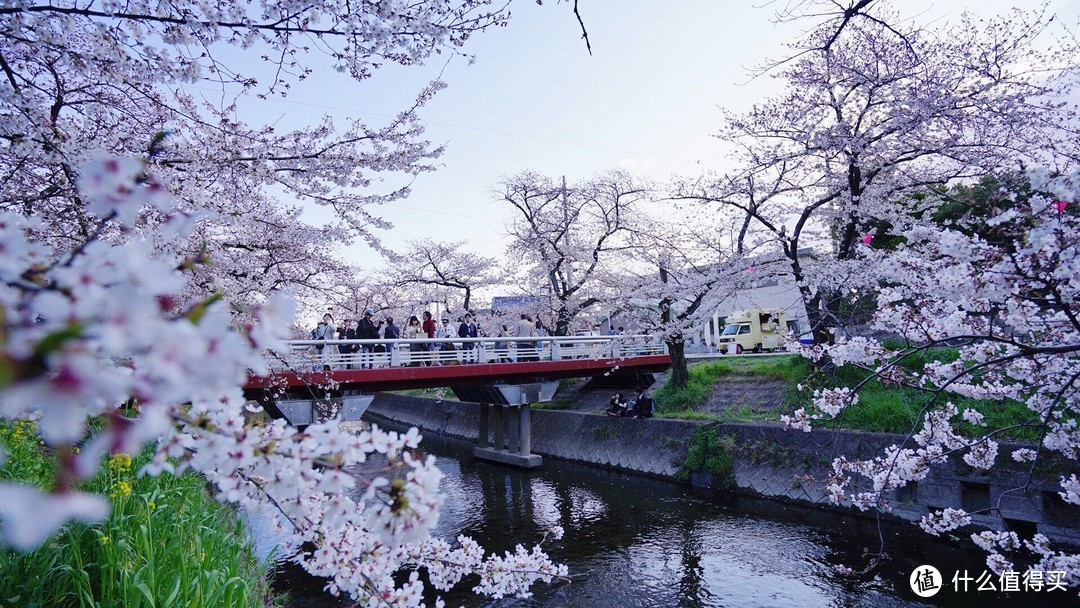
[
  {"xmin": 393, "ymin": 387, "xmax": 456, "ymax": 400},
  {"xmin": 654, "ymin": 356, "xmax": 810, "ymax": 416},
  {"xmin": 0, "ymin": 420, "xmax": 280, "ymax": 608},
  {"xmin": 656, "ymin": 353, "xmax": 1042, "ymax": 441},
  {"xmin": 698, "ymin": 355, "xmax": 812, "ymax": 383},
  {"xmin": 536, "ymin": 378, "xmax": 585, "ymax": 410},
  {"xmin": 675, "ymin": 426, "xmax": 734, "ymax": 487},
  {"xmin": 653, "ymin": 364, "xmax": 728, "ymax": 415}
]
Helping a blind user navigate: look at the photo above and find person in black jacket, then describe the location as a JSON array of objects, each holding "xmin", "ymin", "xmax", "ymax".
[
  {"xmin": 605, "ymin": 392, "xmax": 629, "ymax": 417},
  {"xmin": 457, "ymin": 312, "xmax": 478, "ymax": 363},
  {"xmin": 356, "ymin": 309, "xmax": 383, "ymax": 369},
  {"xmin": 338, "ymin": 319, "xmax": 357, "ymax": 368},
  {"xmin": 631, "ymin": 387, "xmax": 653, "ymax": 419}
]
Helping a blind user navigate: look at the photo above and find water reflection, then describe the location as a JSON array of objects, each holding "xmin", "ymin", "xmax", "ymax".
[{"xmin": 268, "ymin": 430, "xmax": 1075, "ymax": 607}]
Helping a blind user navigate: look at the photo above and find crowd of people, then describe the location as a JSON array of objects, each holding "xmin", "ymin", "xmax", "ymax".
[
  {"xmin": 309, "ymin": 310, "xmax": 657, "ymax": 419},
  {"xmin": 308, "ymin": 310, "xmax": 548, "ymax": 367}
]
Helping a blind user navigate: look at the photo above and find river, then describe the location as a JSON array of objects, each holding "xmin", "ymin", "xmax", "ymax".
[{"xmin": 260, "ymin": 431, "xmax": 1074, "ymax": 607}]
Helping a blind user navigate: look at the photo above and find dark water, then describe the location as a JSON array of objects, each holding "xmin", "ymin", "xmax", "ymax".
[{"xmin": 260, "ymin": 432, "xmax": 1075, "ymax": 607}]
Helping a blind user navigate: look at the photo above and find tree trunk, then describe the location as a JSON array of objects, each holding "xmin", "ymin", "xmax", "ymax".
[
  {"xmin": 801, "ymin": 283, "xmax": 832, "ymax": 346},
  {"xmin": 666, "ymin": 333, "xmax": 689, "ymax": 389},
  {"xmin": 554, "ymin": 308, "xmax": 571, "ymax": 336}
]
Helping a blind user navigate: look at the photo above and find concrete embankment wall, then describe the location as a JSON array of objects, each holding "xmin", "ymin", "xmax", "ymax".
[
  {"xmin": 367, "ymin": 393, "xmax": 702, "ymax": 478},
  {"xmin": 365, "ymin": 394, "xmax": 1080, "ymax": 546}
]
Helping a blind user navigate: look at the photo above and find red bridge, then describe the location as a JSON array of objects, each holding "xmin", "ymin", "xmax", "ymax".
[
  {"xmin": 244, "ymin": 335, "xmax": 671, "ymax": 468},
  {"xmin": 245, "ymin": 335, "xmax": 670, "ymax": 395}
]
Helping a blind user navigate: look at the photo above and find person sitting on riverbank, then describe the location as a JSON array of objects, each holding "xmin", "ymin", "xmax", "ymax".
[
  {"xmin": 605, "ymin": 392, "xmax": 629, "ymax": 417},
  {"xmin": 631, "ymin": 387, "xmax": 653, "ymax": 419}
]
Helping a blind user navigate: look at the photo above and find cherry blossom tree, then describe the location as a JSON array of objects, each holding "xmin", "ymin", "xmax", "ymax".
[
  {"xmin": 0, "ymin": 156, "xmax": 569, "ymax": 605},
  {"xmin": 679, "ymin": 4, "xmax": 1080, "ymax": 346},
  {"xmin": 499, "ymin": 169, "xmax": 650, "ymax": 335},
  {"xmin": 0, "ymin": 1, "xmax": 576, "ymax": 603},
  {"xmin": 700, "ymin": 1, "xmax": 1080, "ymax": 585},
  {"xmin": 0, "ymin": 1, "xmax": 512, "ymax": 310},
  {"xmin": 613, "ymin": 207, "xmax": 776, "ymax": 388},
  {"xmin": 385, "ymin": 239, "xmax": 500, "ymax": 313},
  {"xmin": 784, "ymin": 166, "xmax": 1080, "ymax": 588}
]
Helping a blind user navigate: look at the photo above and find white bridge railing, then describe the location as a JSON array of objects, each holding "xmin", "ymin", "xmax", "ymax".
[{"xmin": 271, "ymin": 335, "xmax": 667, "ymax": 372}]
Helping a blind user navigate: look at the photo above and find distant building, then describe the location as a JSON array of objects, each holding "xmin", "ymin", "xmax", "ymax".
[{"xmin": 491, "ymin": 295, "xmax": 548, "ymax": 314}]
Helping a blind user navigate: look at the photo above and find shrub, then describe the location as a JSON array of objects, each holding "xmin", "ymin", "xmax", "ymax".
[{"xmin": 675, "ymin": 426, "xmax": 734, "ymax": 488}]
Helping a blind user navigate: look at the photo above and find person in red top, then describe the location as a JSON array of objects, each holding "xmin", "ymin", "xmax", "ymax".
[{"xmin": 421, "ymin": 311, "xmax": 437, "ymax": 365}]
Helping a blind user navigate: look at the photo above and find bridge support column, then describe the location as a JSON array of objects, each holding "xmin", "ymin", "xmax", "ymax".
[
  {"xmin": 472, "ymin": 406, "xmax": 541, "ymax": 469},
  {"xmin": 455, "ymin": 383, "xmax": 556, "ymax": 469},
  {"xmin": 506, "ymin": 407, "xmax": 520, "ymax": 453},
  {"xmin": 492, "ymin": 405, "xmax": 506, "ymax": 451},
  {"xmin": 477, "ymin": 403, "xmax": 490, "ymax": 448},
  {"xmin": 518, "ymin": 404, "xmax": 532, "ymax": 457}
]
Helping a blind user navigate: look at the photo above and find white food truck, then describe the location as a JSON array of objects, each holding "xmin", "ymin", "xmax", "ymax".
[{"xmin": 716, "ymin": 308, "xmax": 789, "ymax": 354}]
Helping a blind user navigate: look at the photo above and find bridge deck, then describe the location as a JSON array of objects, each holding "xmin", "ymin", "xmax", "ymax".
[
  {"xmin": 245, "ymin": 355, "xmax": 671, "ymax": 395},
  {"xmin": 245, "ymin": 335, "xmax": 670, "ymax": 397}
]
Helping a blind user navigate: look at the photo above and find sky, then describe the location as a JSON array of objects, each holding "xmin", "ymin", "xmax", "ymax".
[{"xmin": 221, "ymin": 0, "xmax": 1080, "ymax": 269}]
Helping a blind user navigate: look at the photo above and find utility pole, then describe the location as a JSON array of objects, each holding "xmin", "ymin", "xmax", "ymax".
[{"xmin": 561, "ymin": 175, "xmax": 572, "ymax": 290}]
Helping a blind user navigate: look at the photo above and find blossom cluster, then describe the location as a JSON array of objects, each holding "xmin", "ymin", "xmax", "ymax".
[
  {"xmin": 0, "ymin": 155, "xmax": 566, "ymax": 604},
  {"xmin": 0, "ymin": 1, "xmax": 512, "ymax": 319},
  {"xmin": 796, "ymin": 167, "xmax": 1080, "ymax": 585}
]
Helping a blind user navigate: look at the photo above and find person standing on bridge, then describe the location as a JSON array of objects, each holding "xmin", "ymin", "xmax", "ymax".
[
  {"xmin": 311, "ymin": 313, "xmax": 336, "ymax": 369},
  {"xmin": 534, "ymin": 319, "xmax": 547, "ymax": 354},
  {"xmin": 495, "ymin": 324, "xmax": 510, "ymax": 363},
  {"xmin": 382, "ymin": 317, "xmax": 400, "ymax": 367},
  {"xmin": 435, "ymin": 317, "xmax": 456, "ymax": 364},
  {"xmin": 404, "ymin": 315, "xmax": 424, "ymax": 366},
  {"xmin": 421, "ymin": 311, "xmax": 437, "ymax": 365},
  {"xmin": 338, "ymin": 318, "xmax": 357, "ymax": 369},
  {"xmin": 514, "ymin": 314, "xmax": 535, "ymax": 362},
  {"xmin": 356, "ymin": 310, "xmax": 383, "ymax": 369},
  {"xmin": 458, "ymin": 312, "xmax": 478, "ymax": 363}
]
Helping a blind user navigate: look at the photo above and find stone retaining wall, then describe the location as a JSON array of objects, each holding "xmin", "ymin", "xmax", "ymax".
[
  {"xmin": 365, "ymin": 394, "xmax": 1080, "ymax": 546},
  {"xmin": 368, "ymin": 393, "xmax": 702, "ymax": 478}
]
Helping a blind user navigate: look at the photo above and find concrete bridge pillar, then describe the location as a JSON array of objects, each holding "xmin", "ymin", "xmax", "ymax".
[
  {"xmin": 457, "ymin": 382, "xmax": 556, "ymax": 469},
  {"xmin": 473, "ymin": 403, "xmax": 540, "ymax": 468},
  {"xmin": 518, "ymin": 404, "xmax": 532, "ymax": 457},
  {"xmin": 506, "ymin": 407, "xmax": 521, "ymax": 453},
  {"xmin": 492, "ymin": 405, "xmax": 506, "ymax": 453}
]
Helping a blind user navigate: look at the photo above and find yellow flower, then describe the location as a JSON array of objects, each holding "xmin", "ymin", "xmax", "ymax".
[
  {"xmin": 148, "ymin": 501, "xmax": 156, "ymax": 512},
  {"xmin": 100, "ymin": 536, "xmax": 110, "ymax": 545},
  {"xmin": 110, "ymin": 481, "xmax": 132, "ymax": 498},
  {"xmin": 108, "ymin": 452, "xmax": 132, "ymax": 474}
]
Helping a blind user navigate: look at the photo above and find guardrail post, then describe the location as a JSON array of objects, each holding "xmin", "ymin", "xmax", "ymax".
[{"xmin": 551, "ymin": 341, "xmax": 561, "ymax": 361}]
